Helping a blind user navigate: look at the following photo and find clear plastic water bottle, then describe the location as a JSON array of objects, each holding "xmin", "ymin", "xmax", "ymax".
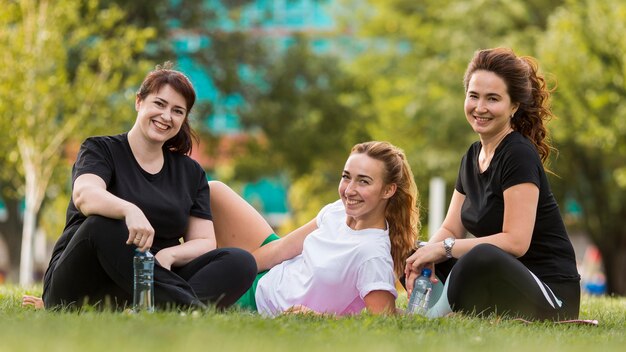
[
  {"xmin": 133, "ymin": 249, "xmax": 155, "ymax": 312},
  {"xmin": 406, "ymin": 268, "xmax": 433, "ymax": 315}
]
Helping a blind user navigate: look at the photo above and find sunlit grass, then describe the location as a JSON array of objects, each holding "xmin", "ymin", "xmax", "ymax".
[{"xmin": 1, "ymin": 285, "xmax": 624, "ymax": 352}]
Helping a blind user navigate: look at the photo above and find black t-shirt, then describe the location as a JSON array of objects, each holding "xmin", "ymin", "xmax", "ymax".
[
  {"xmin": 455, "ymin": 132, "xmax": 579, "ymax": 283},
  {"xmin": 51, "ymin": 133, "xmax": 212, "ymax": 260}
]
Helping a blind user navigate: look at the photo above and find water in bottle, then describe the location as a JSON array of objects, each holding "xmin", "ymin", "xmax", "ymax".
[
  {"xmin": 133, "ymin": 249, "xmax": 155, "ymax": 312},
  {"xmin": 406, "ymin": 267, "xmax": 433, "ymax": 316}
]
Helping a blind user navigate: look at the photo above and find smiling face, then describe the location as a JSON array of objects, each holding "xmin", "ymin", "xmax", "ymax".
[
  {"xmin": 134, "ymin": 84, "xmax": 188, "ymax": 146},
  {"xmin": 338, "ymin": 153, "xmax": 396, "ymax": 230},
  {"xmin": 464, "ymin": 70, "xmax": 519, "ymax": 139}
]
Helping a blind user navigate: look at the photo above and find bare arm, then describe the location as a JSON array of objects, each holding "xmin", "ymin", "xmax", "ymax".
[
  {"xmin": 448, "ymin": 183, "xmax": 537, "ymax": 257},
  {"xmin": 405, "ymin": 184, "xmax": 538, "ymax": 292},
  {"xmin": 254, "ymin": 218, "xmax": 317, "ymax": 272},
  {"xmin": 363, "ymin": 290, "xmax": 396, "ymax": 315},
  {"xmin": 429, "ymin": 189, "xmax": 468, "ymax": 243},
  {"xmin": 404, "ymin": 190, "xmax": 466, "ymax": 285},
  {"xmin": 154, "ymin": 216, "xmax": 216, "ymax": 270},
  {"xmin": 73, "ymin": 173, "xmax": 154, "ymax": 252}
]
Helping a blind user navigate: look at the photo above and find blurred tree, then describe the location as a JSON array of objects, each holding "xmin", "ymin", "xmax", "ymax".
[
  {"xmin": 101, "ymin": 0, "xmax": 265, "ymax": 102},
  {"xmin": 234, "ymin": 35, "xmax": 374, "ymax": 230},
  {"xmin": 340, "ymin": 0, "xmax": 564, "ymax": 229},
  {"xmin": 0, "ymin": 0, "xmax": 264, "ymax": 284},
  {"xmin": 0, "ymin": 0, "xmax": 154, "ymax": 285},
  {"xmin": 538, "ymin": 0, "xmax": 626, "ymax": 295}
]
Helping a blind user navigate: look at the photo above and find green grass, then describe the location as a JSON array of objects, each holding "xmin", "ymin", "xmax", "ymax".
[{"xmin": 1, "ymin": 285, "xmax": 624, "ymax": 352}]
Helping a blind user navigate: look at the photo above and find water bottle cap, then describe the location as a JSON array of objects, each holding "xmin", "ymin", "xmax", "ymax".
[
  {"xmin": 421, "ymin": 268, "xmax": 432, "ymax": 277},
  {"xmin": 134, "ymin": 248, "xmax": 153, "ymax": 257}
]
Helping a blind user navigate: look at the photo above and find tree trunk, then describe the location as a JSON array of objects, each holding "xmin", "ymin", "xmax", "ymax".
[
  {"xmin": 18, "ymin": 153, "xmax": 46, "ymax": 286},
  {"xmin": 0, "ymin": 195, "xmax": 24, "ymax": 282},
  {"xmin": 19, "ymin": 197, "xmax": 38, "ymax": 286},
  {"xmin": 599, "ymin": 243, "xmax": 626, "ymax": 296}
]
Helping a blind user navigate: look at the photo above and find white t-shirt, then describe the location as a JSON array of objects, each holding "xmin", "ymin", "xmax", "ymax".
[{"xmin": 255, "ymin": 200, "xmax": 398, "ymax": 317}]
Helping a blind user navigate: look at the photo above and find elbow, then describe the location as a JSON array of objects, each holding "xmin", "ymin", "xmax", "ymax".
[
  {"xmin": 202, "ymin": 238, "xmax": 216, "ymax": 252},
  {"xmin": 72, "ymin": 189, "xmax": 89, "ymax": 215},
  {"xmin": 509, "ymin": 240, "xmax": 531, "ymax": 258},
  {"xmin": 511, "ymin": 247, "xmax": 528, "ymax": 258},
  {"xmin": 190, "ymin": 237, "xmax": 215, "ymax": 254}
]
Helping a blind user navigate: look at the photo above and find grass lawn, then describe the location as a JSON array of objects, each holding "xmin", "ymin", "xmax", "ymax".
[{"xmin": 1, "ymin": 285, "xmax": 624, "ymax": 352}]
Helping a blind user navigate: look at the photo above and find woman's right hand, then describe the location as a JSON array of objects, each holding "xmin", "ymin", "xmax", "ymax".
[
  {"xmin": 404, "ymin": 261, "xmax": 436, "ymax": 295},
  {"xmin": 124, "ymin": 204, "xmax": 154, "ymax": 252},
  {"xmin": 73, "ymin": 173, "xmax": 154, "ymax": 252}
]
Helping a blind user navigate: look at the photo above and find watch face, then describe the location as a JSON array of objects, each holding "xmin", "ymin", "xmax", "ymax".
[{"xmin": 444, "ymin": 238, "xmax": 454, "ymax": 247}]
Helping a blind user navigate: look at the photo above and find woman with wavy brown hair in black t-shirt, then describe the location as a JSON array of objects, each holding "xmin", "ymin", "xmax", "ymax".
[
  {"xmin": 404, "ymin": 48, "xmax": 580, "ymax": 321},
  {"xmin": 25, "ymin": 63, "xmax": 256, "ymax": 310}
]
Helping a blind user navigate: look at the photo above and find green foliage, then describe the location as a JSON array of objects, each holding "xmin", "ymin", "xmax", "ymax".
[
  {"xmin": 342, "ymin": 0, "xmax": 565, "ymax": 202},
  {"xmin": 238, "ymin": 35, "xmax": 372, "ymax": 179},
  {"xmin": 233, "ymin": 35, "xmax": 373, "ymax": 224},
  {"xmin": 1, "ymin": 285, "xmax": 625, "ymax": 352},
  {"xmin": 0, "ymin": 0, "xmax": 155, "ymax": 193},
  {"xmin": 538, "ymin": 0, "xmax": 626, "ymax": 293},
  {"xmin": 0, "ymin": 0, "xmax": 155, "ymax": 281}
]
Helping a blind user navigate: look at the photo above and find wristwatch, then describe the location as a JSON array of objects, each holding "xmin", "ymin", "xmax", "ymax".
[{"xmin": 443, "ymin": 237, "xmax": 455, "ymax": 258}]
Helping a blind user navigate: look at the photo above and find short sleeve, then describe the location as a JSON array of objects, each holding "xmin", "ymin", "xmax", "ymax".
[
  {"xmin": 454, "ymin": 154, "xmax": 467, "ymax": 195},
  {"xmin": 72, "ymin": 137, "xmax": 115, "ymax": 185},
  {"xmin": 455, "ymin": 144, "xmax": 476, "ymax": 195},
  {"xmin": 190, "ymin": 167, "xmax": 212, "ymax": 220},
  {"xmin": 356, "ymin": 257, "xmax": 398, "ymax": 299},
  {"xmin": 500, "ymin": 142, "xmax": 541, "ymax": 191},
  {"xmin": 316, "ymin": 201, "xmax": 339, "ymax": 228}
]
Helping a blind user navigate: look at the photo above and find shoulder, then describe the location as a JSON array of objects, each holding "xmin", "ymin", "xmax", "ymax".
[
  {"xmin": 317, "ymin": 199, "xmax": 345, "ymax": 224},
  {"xmin": 76, "ymin": 134, "xmax": 128, "ymax": 162},
  {"xmin": 358, "ymin": 238, "xmax": 392, "ymax": 262},
  {"xmin": 167, "ymin": 150, "xmax": 205, "ymax": 171},
  {"xmin": 81, "ymin": 134, "xmax": 126, "ymax": 151},
  {"xmin": 498, "ymin": 132, "xmax": 543, "ymax": 188},
  {"xmin": 172, "ymin": 152, "xmax": 203, "ymax": 168},
  {"xmin": 500, "ymin": 132, "xmax": 541, "ymax": 164},
  {"xmin": 165, "ymin": 153, "xmax": 208, "ymax": 188},
  {"xmin": 460, "ymin": 141, "xmax": 481, "ymax": 164}
]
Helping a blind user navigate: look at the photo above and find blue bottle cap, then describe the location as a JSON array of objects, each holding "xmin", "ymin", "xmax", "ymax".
[
  {"xmin": 421, "ymin": 268, "xmax": 432, "ymax": 277},
  {"xmin": 134, "ymin": 248, "xmax": 153, "ymax": 257}
]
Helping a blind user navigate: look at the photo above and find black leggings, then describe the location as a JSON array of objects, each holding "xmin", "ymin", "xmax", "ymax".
[
  {"xmin": 43, "ymin": 216, "xmax": 257, "ymax": 310},
  {"xmin": 439, "ymin": 243, "xmax": 580, "ymax": 320}
]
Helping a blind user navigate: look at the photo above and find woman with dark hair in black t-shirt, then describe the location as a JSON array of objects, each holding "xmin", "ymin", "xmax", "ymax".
[
  {"xmin": 404, "ymin": 48, "xmax": 580, "ymax": 321},
  {"xmin": 28, "ymin": 63, "xmax": 256, "ymax": 310}
]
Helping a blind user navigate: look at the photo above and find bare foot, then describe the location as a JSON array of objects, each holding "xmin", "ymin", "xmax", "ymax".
[{"xmin": 22, "ymin": 295, "xmax": 44, "ymax": 309}]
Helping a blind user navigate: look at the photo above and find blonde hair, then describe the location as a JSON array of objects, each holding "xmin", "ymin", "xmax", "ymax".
[{"xmin": 350, "ymin": 141, "xmax": 420, "ymax": 278}]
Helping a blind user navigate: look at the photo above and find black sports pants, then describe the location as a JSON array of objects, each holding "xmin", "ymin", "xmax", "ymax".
[
  {"xmin": 43, "ymin": 216, "xmax": 257, "ymax": 310},
  {"xmin": 439, "ymin": 243, "xmax": 580, "ymax": 320}
]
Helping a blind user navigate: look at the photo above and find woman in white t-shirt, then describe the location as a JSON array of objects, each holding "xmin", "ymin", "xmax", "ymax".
[{"xmin": 209, "ymin": 141, "xmax": 420, "ymax": 316}]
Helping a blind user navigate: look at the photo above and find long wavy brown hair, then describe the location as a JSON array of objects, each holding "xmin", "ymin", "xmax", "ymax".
[
  {"xmin": 463, "ymin": 47, "xmax": 556, "ymax": 164},
  {"xmin": 350, "ymin": 141, "xmax": 420, "ymax": 278}
]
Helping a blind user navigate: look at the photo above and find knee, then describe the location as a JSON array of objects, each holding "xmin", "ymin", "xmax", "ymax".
[
  {"xmin": 222, "ymin": 248, "xmax": 257, "ymax": 282},
  {"xmin": 457, "ymin": 243, "xmax": 509, "ymax": 272},
  {"xmin": 81, "ymin": 215, "xmax": 127, "ymax": 243},
  {"xmin": 83, "ymin": 215, "xmax": 125, "ymax": 228}
]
